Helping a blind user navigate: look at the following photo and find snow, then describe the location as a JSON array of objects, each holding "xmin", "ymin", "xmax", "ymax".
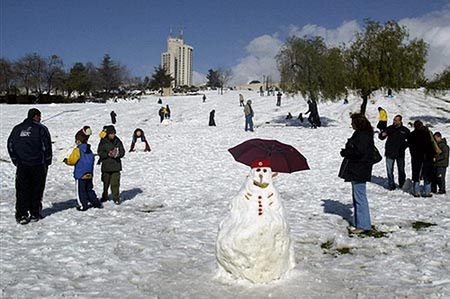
[{"xmin": 0, "ymin": 89, "xmax": 449, "ymax": 298}]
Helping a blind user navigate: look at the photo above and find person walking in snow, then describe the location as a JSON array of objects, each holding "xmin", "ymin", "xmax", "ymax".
[
  {"xmin": 7, "ymin": 108, "xmax": 52, "ymax": 224},
  {"xmin": 239, "ymin": 94, "xmax": 245, "ymax": 107},
  {"xmin": 97, "ymin": 125, "xmax": 125, "ymax": 204},
  {"xmin": 407, "ymin": 120, "xmax": 435, "ymax": 197},
  {"xmin": 432, "ymin": 132, "xmax": 448, "ymax": 194},
  {"xmin": 64, "ymin": 127, "xmax": 103, "ymax": 211},
  {"xmin": 276, "ymin": 91, "xmax": 282, "ymax": 106},
  {"xmin": 244, "ymin": 100, "xmax": 254, "ymax": 132},
  {"xmin": 110, "ymin": 110, "xmax": 117, "ymax": 124},
  {"xmin": 338, "ymin": 113, "xmax": 374, "ymax": 234},
  {"xmin": 203, "ymin": 94, "xmax": 206, "ymax": 103},
  {"xmin": 377, "ymin": 107, "xmax": 388, "ymax": 133},
  {"xmin": 209, "ymin": 109, "xmax": 216, "ymax": 126},
  {"xmin": 379, "ymin": 115, "xmax": 410, "ymax": 190},
  {"xmin": 129, "ymin": 128, "xmax": 151, "ymax": 152}
]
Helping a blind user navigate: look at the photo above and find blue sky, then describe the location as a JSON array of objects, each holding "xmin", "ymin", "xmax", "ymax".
[{"xmin": 1, "ymin": 0, "xmax": 449, "ymax": 83}]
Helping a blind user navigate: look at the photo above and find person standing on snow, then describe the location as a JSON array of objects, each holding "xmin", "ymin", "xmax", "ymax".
[
  {"xmin": 305, "ymin": 99, "xmax": 320, "ymax": 128},
  {"xmin": 377, "ymin": 107, "xmax": 388, "ymax": 133},
  {"xmin": 97, "ymin": 125, "xmax": 125, "ymax": 204},
  {"xmin": 165, "ymin": 105, "xmax": 171, "ymax": 119},
  {"xmin": 339, "ymin": 113, "xmax": 375, "ymax": 234},
  {"xmin": 110, "ymin": 110, "xmax": 117, "ymax": 124},
  {"xmin": 244, "ymin": 100, "xmax": 254, "ymax": 132},
  {"xmin": 276, "ymin": 91, "xmax": 282, "ymax": 106},
  {"xmin": 7, "ymin": 108, "xmax": 52, "ymax": 224},
  {"xmin": 158, "ymin": 106, "xmax": 165, "ymax": 123},
  {"xmin": 432, "ymin": 132, "xmax": 448, "ymax": 194},
  {"xmin": 408, "ymin": 120, "xmax": 436, "ymax": 197},
  {"xmin": 202, "ymin": 94, "xmax": 206, "ymax": 103},
  {"xmin": 239, "ymin": 93, "xmax": 245, "ymax": 107},
  {"xmin": 64, "ymin": 127, "xmax": 103, "ymax": 211},
  {"xmin": 209, "ymin": 109, "xmax": 216, "ymax": 126},
  {"xmin": 379, "ymin": 115, "xmax": 410, "ymax": 190}
]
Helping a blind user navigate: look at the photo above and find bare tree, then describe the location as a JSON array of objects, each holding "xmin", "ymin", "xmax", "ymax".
[
  {"xmin": 218, "ymin": 68, "xmax": 233, "ymax": 95},
  {"xmin": 45, "ymin": 55, "xmax": 65, "ymax": 94},
  {"xmin": 0, "ymin": 58, "xmax": 16, "ymax": 94},
  {"xmin": 15, "ymin": 53, "xmax": 46, "ymax": 95}
]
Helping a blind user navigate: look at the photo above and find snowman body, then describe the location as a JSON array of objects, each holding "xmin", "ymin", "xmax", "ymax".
[{"xmin": 216, "ymin": 166, "xmax": 295, "ymax": 283}]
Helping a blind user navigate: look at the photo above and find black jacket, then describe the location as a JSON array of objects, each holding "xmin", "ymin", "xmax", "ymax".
[
  {"xmin": 339, "ymin": 130, "xmax": 374, "ymax": 182},
  {"xmin": 97, "ymin": 136, "xmax": 125, "ymax": 172},
  {"xmin": 408, "ymin": 128, "xmax": 435, "ymax": 162},
  {"xmin": 379, "ymin": 124, "xmax": 410, "ymax": 158},
  {"xmin": 7, "ymin": 118, "xmax": 52, "ymax": 167}
]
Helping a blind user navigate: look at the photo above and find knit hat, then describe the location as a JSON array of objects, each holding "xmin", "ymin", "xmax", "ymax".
[
  {"xmin": 82, "ymin": 126, "xmax": 92, "ymax": 136},
  {"xmin": 27, "ymin": 108, "xmax": 41, "ymax": 120},
  {"xmin": 75, "ymin": 129, "xmax": 89, "ymax": 144},
  {"xmin": 105, "ymin": 125, "xmax": 116, "ymax": 134}
]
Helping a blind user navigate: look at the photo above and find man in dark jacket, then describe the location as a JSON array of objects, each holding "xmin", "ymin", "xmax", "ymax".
[
  {"xmin": 379, "ymin": 115, "xmax": 410, "ymax": 190},
  {"xmin": 7, "ymin": 108, "xmax": 52, "ymax": 224},
  {"xmin": 97, "ymin": 125, "xmax": 125, "ymax": 204}
]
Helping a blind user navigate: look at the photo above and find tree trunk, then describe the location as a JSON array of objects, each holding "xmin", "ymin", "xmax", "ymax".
[{"xmin": 360, "ymin": 93, "xmax": 368, "ymax": 115}]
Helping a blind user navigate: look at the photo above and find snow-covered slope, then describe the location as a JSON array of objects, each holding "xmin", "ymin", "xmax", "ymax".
[{"xmin": 0, "ymin": 89, "xmax": 449, "ymax": 298}]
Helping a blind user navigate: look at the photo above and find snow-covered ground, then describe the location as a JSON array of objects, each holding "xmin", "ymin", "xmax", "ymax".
[{"xmin": 0, "ymin": 90, "xmax": 449, "ymax": 298}]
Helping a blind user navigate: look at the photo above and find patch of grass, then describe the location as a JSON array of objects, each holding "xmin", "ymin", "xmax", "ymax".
[
  {"xmin": 336, "ymin": 247, "xmax": 351, "ymax": 255},
  {"xmin": 348, "ymin": 225, "xmax": 389, "ymax": 238},
  {"xmin": 412, "ymin": 221, "xmax": 437, "ymax": 230},
  {"xmin": 320, "ymin": 240, "xmax": 333, "ymax": 250}
]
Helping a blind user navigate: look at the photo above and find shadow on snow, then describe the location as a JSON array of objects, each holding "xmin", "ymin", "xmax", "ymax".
[
  {"xmin": 321, "ymin": 199, "xmax": 352, "ymax": 224},
  {"xmin": 409, "ymin": 115, "xmax": 450, "ymax": 125},
  {"xmin": 264, "ymin": 115, "xmax": 337, "ymax": 128}
]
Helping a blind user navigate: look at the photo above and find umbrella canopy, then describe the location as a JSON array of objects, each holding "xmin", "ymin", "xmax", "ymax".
[{"xmin": 228, "ymin": 138, "xmax": 310, "ymax": 173}]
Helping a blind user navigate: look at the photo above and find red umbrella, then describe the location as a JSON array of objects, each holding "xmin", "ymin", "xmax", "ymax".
[{"xmin": 228, "ymin": 138, "xmax": 310, "ymax": 173}]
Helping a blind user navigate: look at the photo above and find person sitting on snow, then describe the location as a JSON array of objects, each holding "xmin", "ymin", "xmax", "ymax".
[{"xmin": 129, "ymin": 128, "xmax": 151, "ymax": 152}]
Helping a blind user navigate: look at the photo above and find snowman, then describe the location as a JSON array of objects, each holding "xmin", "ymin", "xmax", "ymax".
[{"xmin": 216, "ymin": 159, "xmax": 295, "ymax": 284}]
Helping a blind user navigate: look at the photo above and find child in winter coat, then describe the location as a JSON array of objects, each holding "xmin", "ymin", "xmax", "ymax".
[
  {"xmin": 64, "ymin": 127, "xmax": 103, "ymax": 211},
  {"xmin": 433, "ymin": 132, "xmax": 448, "ymax": 194},
  {"xmin": 97, "ymin": 125, "xmax": 125, "ymax": 204}
]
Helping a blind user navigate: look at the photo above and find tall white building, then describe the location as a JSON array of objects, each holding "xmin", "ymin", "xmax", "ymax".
[{"xmin": 161, "ymin": 33, "xmax": 193, "ymax": 87}]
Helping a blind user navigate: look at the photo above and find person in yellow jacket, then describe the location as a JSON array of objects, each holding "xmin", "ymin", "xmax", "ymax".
[
  {"xmin": 64, "ymin": 127, "xmax": 103, "ymax": 211},
  {"xmin": 377, "ymin": 107, "xmax": 388, "ymax": 132}
]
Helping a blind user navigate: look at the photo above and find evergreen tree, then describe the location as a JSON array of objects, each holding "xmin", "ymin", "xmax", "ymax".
[
  {"xmin": 97, "ymin": 54, "xmax": 123, "ymax": 95},
  {"xmin": 66, "ymin": 62, "xmax": 92, "ymax": 98},
  {"xmin": 149, "ymin": 66, "xmax": 173, "ymax": 90},
  {"xmin": 206, "ymin": 69, "xmax": 221, "ymax": 88}
]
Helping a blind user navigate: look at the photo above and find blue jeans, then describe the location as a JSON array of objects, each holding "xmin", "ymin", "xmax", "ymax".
[
  {"xmin": 386, "ymin": 157, "xmax": 406, "ymax": 189},
  {"xmin": 245, "ymin": 115, "xmax": 254, "ymax": 131},
  {"xmin": 413, "ymin": 181, "xmax": 431, "ymax": 195},
  {"xmin": 351, "ymin": 182, "xmax": 371, "ymax": 230}
]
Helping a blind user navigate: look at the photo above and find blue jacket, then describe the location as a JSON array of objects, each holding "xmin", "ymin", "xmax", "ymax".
[
  {"xmin": 74, "ymin": 144, "xmax": 95, "ymax": 179},
  {"xmin": 7, "ymin": 118, "xmax": 52, "ymax": 166}
]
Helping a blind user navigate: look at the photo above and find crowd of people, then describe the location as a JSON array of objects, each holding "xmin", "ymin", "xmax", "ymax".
[
  {"xmin": 6, "ymin": 96, "xmax": 448, "ymax": 229},
  {"xmin": 339, "ymin": 109, "xmax": 448, "ymax": 234}
]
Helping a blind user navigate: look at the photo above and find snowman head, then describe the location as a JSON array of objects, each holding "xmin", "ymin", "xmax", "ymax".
[{"xmin": 249, "ymin": 160, "xmax": 274, "ymax": 189}]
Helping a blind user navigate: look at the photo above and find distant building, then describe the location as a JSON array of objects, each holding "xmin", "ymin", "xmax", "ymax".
[{"xmin": 161, "ymin": 33, "xmax": 193, "ymax": 87}]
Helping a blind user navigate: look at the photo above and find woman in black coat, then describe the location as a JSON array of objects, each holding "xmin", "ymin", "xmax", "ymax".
[{"xmin": 339, "ymin": 113, "xmax": 374, "ymax": 233}]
